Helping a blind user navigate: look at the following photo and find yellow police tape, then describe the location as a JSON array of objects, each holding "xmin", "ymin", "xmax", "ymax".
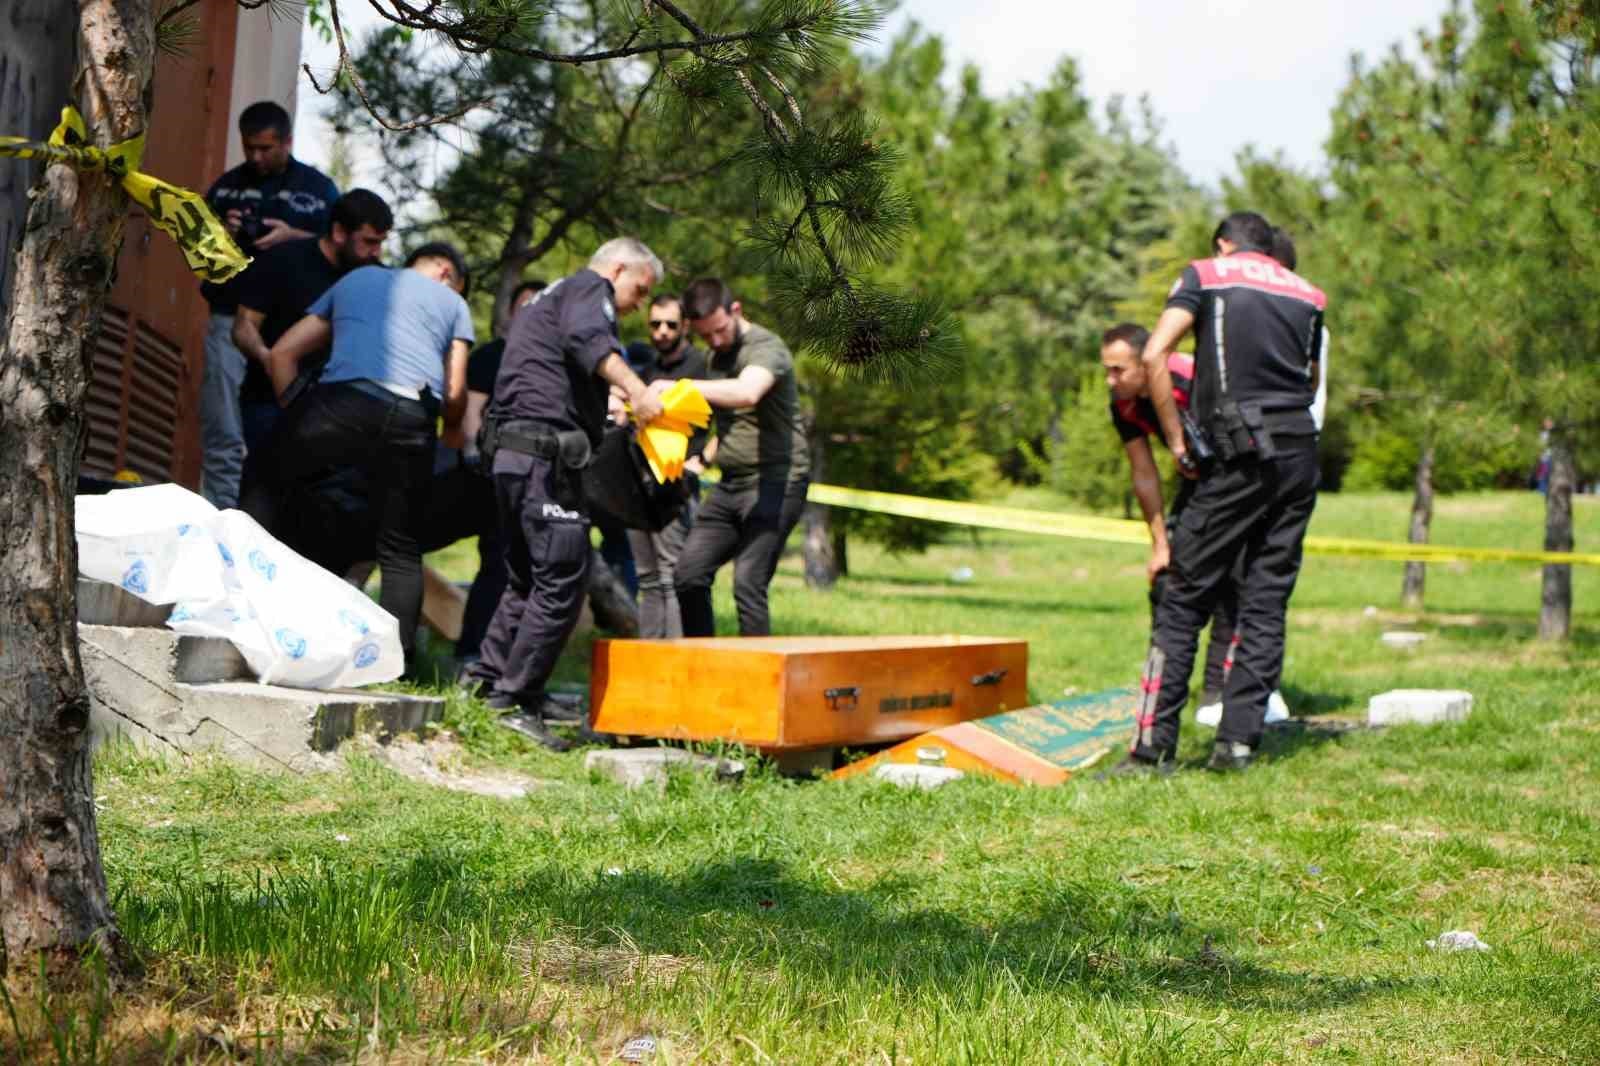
[
  {"xmin": 0, "ymin": 107, "xmax": 250, "ymax": 283},
  {"xmin": 803, "ymin": 482, "xmax": 1600, "ymax": 568}
]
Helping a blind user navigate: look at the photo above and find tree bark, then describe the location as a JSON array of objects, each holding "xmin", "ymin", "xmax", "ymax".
[
  {"xmin": 1401, "ymin": 441, "xmax": 1435, "ymax": 609},
  {"xmin": 802, "ymin": 424, "xmax": 841, "ymax": 589},
  {"xmin": 0, "ymin": 0, "xmax": 154, "ymax": 967},
  {"xmin": 1538, "ymin": 433, "xmax": 1575, "ymax": 641}
]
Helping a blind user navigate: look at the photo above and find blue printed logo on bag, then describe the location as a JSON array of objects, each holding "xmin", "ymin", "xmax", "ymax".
[
  {"xmin": 121, "ymin": 559, "xmax": 150, "ymax": 595},
  {"xmin": 275, "ymin": 628, "xmax": 308, "ymax": 660},
  {"xmin": 353, "ymin": 643, "xmax": 380, "ymax": 669},
  {"xmin": 218, "ymin": 543, "xmax": 235, "ymax": 567},
  {"xmin": 170, "ymin": 604, "xmax": 193, "ymax": 624},
  {"xmin": 177, "ymin": 523, "xmax": 193, "ymax": 537},
  {"xmin": 338, "ymin": 609, "xmax": 371, "ymax": 636},
  {"xmin": 248, "ymin": 550, "xmax": 277, "ymax": 582}
]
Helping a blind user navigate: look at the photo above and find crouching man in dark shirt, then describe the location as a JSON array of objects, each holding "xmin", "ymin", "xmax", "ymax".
[
  {"xmin": 465, "ymin": 238, "xmax": 665, "ymax": 749},
  {"xmin": 230, "ymin": 188, "xmax": 394, "ymax": 501}
]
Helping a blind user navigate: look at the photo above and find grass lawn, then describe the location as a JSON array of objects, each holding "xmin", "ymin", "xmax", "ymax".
[{"xmin": 11, "ymin": 490, "xmax": 1599, "ymax": 1063}]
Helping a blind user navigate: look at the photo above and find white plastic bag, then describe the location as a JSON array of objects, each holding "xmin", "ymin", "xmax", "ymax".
[
  {"xmin": 76, "ymin": 484, "xmax": 228, "ymax": 604},
  {"xmin": 169, "ymin": 510, "xmax": 403, "ymax": 688},
  {"xmin": 75, "ymin": 484, "xmax": 403, "ymax": 689}
]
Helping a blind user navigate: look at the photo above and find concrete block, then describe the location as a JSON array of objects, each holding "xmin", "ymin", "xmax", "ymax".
[
  {"xmin": 1380, "ymin": 631, "xmax": 1428, "ymax": 650},
  {"xmin": 83, "ymin": 624, "xmax": 443, "ymax": 771},
  {"xmin": 584, "ymin": 748, "xmax": 744, "ymax": 789},
  {"xmin": 78, "ymin": 579, "xmax": 169, "ymax": 627},
  {"xmin": 871, "ymin": 763, "xmax": 966, "ymax": 790},
  {"xmin": 80, "ymin": 623, "xmax": 250, "ymax": 686},
  {"xmin": 1368, "ymin": 689, "xmax": 1474, "ymax": 726}
]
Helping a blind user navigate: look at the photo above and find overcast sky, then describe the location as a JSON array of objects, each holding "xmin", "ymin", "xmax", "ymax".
[{"xmin": 295, "ymin": 0, "xmax": 1450, "ymax": 190}]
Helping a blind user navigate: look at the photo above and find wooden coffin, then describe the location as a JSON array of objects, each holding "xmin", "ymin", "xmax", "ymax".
[{"xmin": 589, "ymin": 635, "xmax": 1028, "ymax": 750}]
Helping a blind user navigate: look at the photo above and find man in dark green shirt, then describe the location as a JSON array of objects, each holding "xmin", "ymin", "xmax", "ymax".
[{"xmin": 662, "ymin": 277, "xmax": 811, "ymax": 637}]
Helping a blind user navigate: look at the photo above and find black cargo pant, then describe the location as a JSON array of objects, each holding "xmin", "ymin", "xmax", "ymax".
[
  {"xmin": 1155, "ymin": 475, "xmax": 1243, "ymax": 701},
  {"xmin": 239, "ymin": 381, "xmax": 434, "ymax": 658},
  {"xmin": 1133, "ymin": 438, "xmax": 1319, "ymax": 761},
  {"xmin": 421, "ymin": 457, "xmax": 505, "ymax": 660},
  {"xmin": 468, "ymin": 453, "xmax": 591, "ymax": 705},
  {"xmin": 675, "ymin": 479, "xmax": 809, "ymax": 637}
]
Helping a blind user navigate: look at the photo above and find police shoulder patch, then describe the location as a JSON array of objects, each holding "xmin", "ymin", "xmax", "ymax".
[{"xmin": 602, "ymin": 297, "xmax": 615, "ymax": 322}]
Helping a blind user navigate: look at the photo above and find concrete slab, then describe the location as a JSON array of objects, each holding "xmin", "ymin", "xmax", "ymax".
[
  {"xmin": 78, "ymin": 579, "xmax": 169, "ymax": 627},
  {"xmin": 1368, "ymin": 689, "xmax": 1474, "ymax": 726},
  {"xmin": 80, "ymin": 624, "xmax": 250, "ymax": 686},
  {"xmin": 83, "ymin": 623, "xmax": 443, "ymax": 771},
  {"xmin": 584, "ymin": 748, "xmax": 744, "ymax": 789}
]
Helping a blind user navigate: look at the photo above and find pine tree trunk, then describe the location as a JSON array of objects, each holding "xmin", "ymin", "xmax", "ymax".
[
  {"xmin": 1401, "ymin": 442, "xmax": 1435, "ymax": 609},
  {"xmin": 0, "ymin": 0, "xmax": 153, "ymax": 966},
  {"xmin": 1538, "ymin": 434, "xmax": 1575, "ymax": 641},
  {"xmin": 802, "ymin": 425, "xmax": 841, "ymax": 589}
]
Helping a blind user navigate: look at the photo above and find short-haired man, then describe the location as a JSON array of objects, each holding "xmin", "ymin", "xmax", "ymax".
[
  {"xmin": 1109, "ymin": 211, "xmax": 1326, "ymax": 776},
  {"xmin": 1102, "ymin": 322, "xmax": 1287, "ymax": 730},
  {"xmin": 666, "ymin": 278, "xmax": 811, "ymax": 638},
  {"xmin": 242, "ymin": 242, "xmax": 476, "ymax": 669},
  {"xmin": 623, "ymin": 294, "xmax": 710, "ymax": 638},
  {"xmin": 466, "ymin": 238, "xmax": 665, "ymax": 748},
  {"xmin": 231, "ymin": 188, "xmax": 394, "ymax": 497},
  {"xmin": 200, "ymin": 101, "xmax": 339, "ymax": 509}
]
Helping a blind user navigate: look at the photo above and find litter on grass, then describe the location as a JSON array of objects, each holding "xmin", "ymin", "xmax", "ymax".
[{"xmin": 1426, "ymin": 930, "xmax": 1491, "ymax": 952}]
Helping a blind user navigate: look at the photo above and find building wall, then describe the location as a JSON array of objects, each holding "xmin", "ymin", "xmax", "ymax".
[
  {"xmin": 225, "ymin": 4, "xmax": 304, "ymax": 171},
  {"xmin": 0, "ymin": 0, "xmax": 78, "ymax": 313}
]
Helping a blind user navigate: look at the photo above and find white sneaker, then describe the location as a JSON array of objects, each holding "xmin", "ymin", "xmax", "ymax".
[
  {"xmin": 1196, "ymin": 691, "xmax": 1290, "ymax": 729},
  {"xmin": 1265, "ymin": 690, "xmax": 1291, "ymax": 724}
]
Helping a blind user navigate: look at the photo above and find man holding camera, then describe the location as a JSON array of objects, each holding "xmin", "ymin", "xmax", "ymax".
[
  {"xmin": 199, "ymin": 101, "xmax": 339, "ymax": 509},
  {"xmin": 1110, "ymin": 211, "xmax": 1325, "ymax": 775}
]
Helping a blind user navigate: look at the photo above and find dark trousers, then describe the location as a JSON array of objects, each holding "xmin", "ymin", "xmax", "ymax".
[
  {"xmin": 675, "ymin": 479, "xmax": 808, "ymax": 637},
  {"xmin": 239, "ymin": 382, "xmax": 435, "ymax": 657},
  {"xmin": 1151, "ymin": 573, "xmax": 1237, "ymax": 702},
  {"xmin": 470, "ymin": 455, "xmax": 591, "ymax": 703},
  {"xmin": 1133, "ymin": 440, "xmax": 1319, "ymax": 760},
  {"xmin": 420, "ymin": 460, "xmax": 505, "ymax": 660},
  {"xmin": 626, "ymin": 493, "xmax": 698, "ymax": 638}
]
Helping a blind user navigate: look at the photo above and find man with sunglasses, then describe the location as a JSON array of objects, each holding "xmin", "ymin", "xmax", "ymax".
[{"xmin": 625, "ymin": 295, "xmax": 710, "ymax": 637}]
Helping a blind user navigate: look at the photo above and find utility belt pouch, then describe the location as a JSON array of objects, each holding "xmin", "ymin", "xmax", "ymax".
[
  {"xmin": 1210, "ymin": 400, "xmax": 1273, "ymax": 462},
  {"xmin": 1239, "ymin": 401, "xmax": 1277, "ymax": 460},
  {"xmin": 555, "ymin": 429, "xmax": 593, "ymax": 470}
]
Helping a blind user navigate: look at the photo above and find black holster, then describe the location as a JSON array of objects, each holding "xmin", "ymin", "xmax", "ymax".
[{"xmin": 1209, "ymin": 400, "xmax": 1277, "ymax": 463}]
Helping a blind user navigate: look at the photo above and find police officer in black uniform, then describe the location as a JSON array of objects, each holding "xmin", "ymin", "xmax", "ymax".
[
  {"xmin": 464, "ymin": 238, "xmax": 665, "ymax": 749},
  {"xmin": 1109, "ymin": 211, "xmax": 1326, "ymax": 775}
]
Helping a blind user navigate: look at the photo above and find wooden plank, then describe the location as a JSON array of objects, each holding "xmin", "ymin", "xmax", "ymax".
[{"xmin": 421, "ymin": 565, "xmax": 465, "ymax": 642}]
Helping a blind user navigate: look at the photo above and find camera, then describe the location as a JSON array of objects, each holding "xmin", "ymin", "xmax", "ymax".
[{"xmin": 235, "ymin": 205, "xmax": 265, "ymax": 246}]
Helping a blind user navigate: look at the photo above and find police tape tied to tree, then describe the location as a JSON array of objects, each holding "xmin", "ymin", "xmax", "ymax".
[{"xmin": 0, "ymin": 106, "xmax": 250, "ymax": 283}]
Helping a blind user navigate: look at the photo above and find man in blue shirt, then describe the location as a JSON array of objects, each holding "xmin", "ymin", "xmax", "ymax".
[
  {"xmin": 241, "ymin": 243, "xmax": 475, "ymax": 668},
  {"xmin": 199, "ymin": 101, "xmax": 339, "ymax": 510}
]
